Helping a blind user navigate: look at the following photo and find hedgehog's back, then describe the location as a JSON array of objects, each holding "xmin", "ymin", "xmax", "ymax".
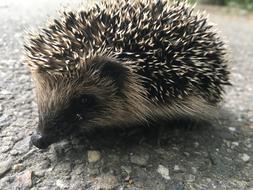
[
  {"xmin": 25, "ymin": 0, "xmax": 229, "ymax": 103},
  {"xmin": 100, "ymin": 0, "xmax": 229, "ymax": 103}
]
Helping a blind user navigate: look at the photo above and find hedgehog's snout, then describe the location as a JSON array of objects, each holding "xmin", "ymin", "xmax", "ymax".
[{"xmin": 31, "ymin": 132, "xmax": 52, "ymax": 149}]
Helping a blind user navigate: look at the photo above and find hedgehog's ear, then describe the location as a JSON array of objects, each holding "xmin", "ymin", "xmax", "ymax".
[{"xmin": 91, "ymin": 57, "xmax": 129, "ymax": 89}]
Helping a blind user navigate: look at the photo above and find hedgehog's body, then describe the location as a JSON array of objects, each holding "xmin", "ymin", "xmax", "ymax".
[{"xmin": 25, "ymin": 0, "xmax": 229, "ymax": 149}]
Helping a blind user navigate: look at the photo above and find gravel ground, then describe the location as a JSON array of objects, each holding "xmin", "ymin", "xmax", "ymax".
[{"xmin": 0, "ymin": 1, "xmax": 252, "ymax": 189}]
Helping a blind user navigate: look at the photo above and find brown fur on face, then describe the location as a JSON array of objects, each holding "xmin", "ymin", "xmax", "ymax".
[{"xmin": 29, "ymin": 56, "xmax": 150, "ymax": 148}]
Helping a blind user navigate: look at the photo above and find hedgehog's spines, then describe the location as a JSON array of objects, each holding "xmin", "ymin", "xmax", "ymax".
[{"xmin": 24, "ymin": 0, "xmax": 229, "ymax": 103}]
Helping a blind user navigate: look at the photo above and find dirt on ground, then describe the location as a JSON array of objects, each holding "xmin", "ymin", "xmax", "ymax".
[{"xmin": 0, "ymin": 1, "xmax": 252, "ymax": 189}]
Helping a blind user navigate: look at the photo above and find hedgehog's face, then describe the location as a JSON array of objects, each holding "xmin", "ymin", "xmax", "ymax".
[{"xmin": 31, "ymin": 57, "xmax": 132, "ymax": 149}]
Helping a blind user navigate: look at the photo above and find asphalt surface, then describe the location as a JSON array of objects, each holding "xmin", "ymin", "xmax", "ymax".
[{"xmin": 0, "ymin": 1, "xmax": 252, "ymax": 189}]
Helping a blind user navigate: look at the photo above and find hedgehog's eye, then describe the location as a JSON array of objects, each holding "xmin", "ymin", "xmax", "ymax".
[
  {"xmin": 70, "ymin": 94, "xmax": 97, "ymax": 116},
  {"xmin": 81, "ymin": 96, "xmax": 89, "ymax": 104},
  {"xmin": 79, "ymin": 94, "xmax": 96, "ymax": 107}
]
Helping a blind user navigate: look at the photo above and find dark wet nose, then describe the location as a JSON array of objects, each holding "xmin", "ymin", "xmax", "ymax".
[{"xmin": 31, "ymin": 133, "xmax": 51, "ymax": 149}]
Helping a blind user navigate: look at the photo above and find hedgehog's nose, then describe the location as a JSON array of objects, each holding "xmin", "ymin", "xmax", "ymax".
[{"xmin": 31, "ymin": 133, "xmax": 51, "ymax": 149}]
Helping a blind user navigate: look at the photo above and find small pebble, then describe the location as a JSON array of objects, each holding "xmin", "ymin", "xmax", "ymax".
[
  {"xmin": 87, "ymin": 150, "xmax": 101, "ymax": 163},
  {"xmin": 56, "ymin": 179, "xmax": 68, "ymax": 189},
  {"xmin": 13, "ymin": 163, "xmax": 24, "ymax": 172},
  {"xmin": 228, "ymin": 127, "xmax": 236, "ymax": 132},
  {"xmin": 0, "ymin": 89, "xmax": 11, "ymax": 95},
  {"xmin": 191, "ymin": 167, "xmax": 197, "ymax": 174},
  {"xmin": 157, "ymin": 165, "xmax": 170, "ymax": 180},
  {"xmin": 173, "ymin": 165, "xmax": 180, "ymax": 171},
  {"xmin": 194, "ymin": 142, "xmax": 199, "ymax": 148},
  {"xmin": 231, "ymin": 142, "xmax": 239, "ymax": 149},
  {"xmin": 10, "ymin": 150, "xmax": 19, "ymax": 156},
  {"xmin": 16, "ymin": 170, "xmax": 33, "ymax": 189},
  {"xmin": 232, "ymin": 142, "xmax": 239, "ymax": 146},
  {"xmin": 34, "ymin": 170, "xmax": 45, "ymax": 177},
  {"xmin": 240, "ymin": 153, "xmax": 250, "ymax": 162}
]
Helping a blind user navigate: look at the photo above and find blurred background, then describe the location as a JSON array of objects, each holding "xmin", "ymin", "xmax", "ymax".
[{"xmin": 196, "ymin": 0, "xmax": 253, "ymax": 11}]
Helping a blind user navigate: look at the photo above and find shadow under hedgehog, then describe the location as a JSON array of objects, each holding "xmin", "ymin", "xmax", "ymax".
[{"xmin": 24, "ymin": 0, "xmax": 230, "ymax": 149}]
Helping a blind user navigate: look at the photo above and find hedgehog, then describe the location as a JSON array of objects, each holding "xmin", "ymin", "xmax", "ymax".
[{"xmin": 24, "ymin": 0, "xmax": 230, "ymax": 149}]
